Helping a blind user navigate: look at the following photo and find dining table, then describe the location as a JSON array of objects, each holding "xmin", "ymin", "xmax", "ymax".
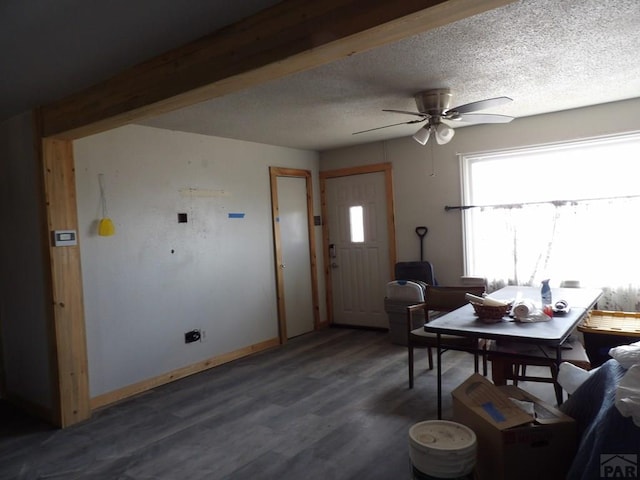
[{"xmin": 422, "ymin": 285, "xmax": 603, "ymax": 419}]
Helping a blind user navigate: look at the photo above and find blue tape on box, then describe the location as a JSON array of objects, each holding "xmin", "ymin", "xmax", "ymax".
[
  {"xmin": 228, "ymin": 213, "xmax": 245, "ymax": 219},
  {"xmin": 482, "ymin": 401, "xmax": 506, "ymax": 422}
]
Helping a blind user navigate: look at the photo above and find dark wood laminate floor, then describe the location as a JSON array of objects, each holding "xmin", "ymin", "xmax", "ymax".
[{"xmin": 0, "ymin": 327, "xmax": 557, "ymax": 480}]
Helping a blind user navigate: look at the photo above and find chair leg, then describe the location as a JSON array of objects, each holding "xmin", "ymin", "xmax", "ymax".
[
  {"xmin": 482, "ymin": 352, "xmax": 488, "ymax": 376},
  {"xmin": 553, "ymin": 384, "xmax": 563, "ymax": 405},
  {"xmin": 427, "ymin": 347, "xmax": 433, "ymax": 370},
  {"xmin": 473, "ymin": 352, "xmax": 479, "ymax": 373},
  {"xmin": 478, "ymin": 339, "xmax": 488, "ymax": 376},
  {"xmin": 408, "ymin": 344, "xmax": 415, "ymax": 389},
  {"xmin": 550, "ymin": 364, "xmax": 563, "ymax": 405},
  {"xmin": 512, "ymin": 363, "xmax": 520, "ymax": 386}
]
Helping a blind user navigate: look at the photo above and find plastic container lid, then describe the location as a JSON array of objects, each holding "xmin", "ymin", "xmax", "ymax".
[
  {"xmin": 409, "ymin": 420, "xmax": 476, "ymax": 451},
  {"xmin": 409, "ymin": 421, "xmax": 477, "ymax": 478}
]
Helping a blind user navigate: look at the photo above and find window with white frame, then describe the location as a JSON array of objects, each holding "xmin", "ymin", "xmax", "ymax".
[{"xmin": 460, "ymin": 132, "xmax": 640, "ymax": 311}]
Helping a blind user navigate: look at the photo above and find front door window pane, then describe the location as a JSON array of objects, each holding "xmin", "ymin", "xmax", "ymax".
[{"xmin": 349, "ymin": 206, "xmax": 364, "ymax": 243}]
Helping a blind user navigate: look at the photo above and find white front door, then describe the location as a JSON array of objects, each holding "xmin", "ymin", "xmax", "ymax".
[{"xmin": 324, "ymin": 171, "xmax": 391, "ymax": 328}]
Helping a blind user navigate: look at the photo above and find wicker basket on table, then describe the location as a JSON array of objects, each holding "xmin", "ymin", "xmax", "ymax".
[{"xmin": 471, "ymin": 303, "xmax": 511, "ymax": 322}]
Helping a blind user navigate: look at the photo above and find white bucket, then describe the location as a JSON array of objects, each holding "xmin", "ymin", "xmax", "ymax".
[{"xmin": 408, "ymin": 420, "xmax": 477, "ymax": 479}]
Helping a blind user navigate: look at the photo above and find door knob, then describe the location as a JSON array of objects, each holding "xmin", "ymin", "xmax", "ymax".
[
  {"xmin": 331, "ymin": 262, "xmax": 339, "ymax": 268},
  {"xmin": 280, "ymin": 264, "xmax": 286, "ymax": 269}
]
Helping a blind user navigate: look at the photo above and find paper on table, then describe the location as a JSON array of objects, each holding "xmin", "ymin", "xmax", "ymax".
[
  {"xmin": 465, "ymin": 293, "xmax": 485, "ymax": 305},
  {"xmin": 483, "ymin": 296, "xmax": 510, "ymax": 307},
  {"xmin": 465, "ymin": 292, "xmax": 509, "ymax": 307}
]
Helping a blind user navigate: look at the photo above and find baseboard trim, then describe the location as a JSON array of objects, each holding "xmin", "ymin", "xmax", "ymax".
[{"xmin": 90, "ymin": 337, "xmax": 281, "ymax": 410}]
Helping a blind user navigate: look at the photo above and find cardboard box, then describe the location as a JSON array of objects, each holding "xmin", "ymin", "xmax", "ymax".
[{"xmin": 452, "ymin": 373, "xmax": 576, "ymax": 480}]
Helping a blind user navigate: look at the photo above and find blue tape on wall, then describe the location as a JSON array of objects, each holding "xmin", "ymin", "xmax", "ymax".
[{"xmin": 228, "ymin": 213, "xmax": 245, "ymax": 219}]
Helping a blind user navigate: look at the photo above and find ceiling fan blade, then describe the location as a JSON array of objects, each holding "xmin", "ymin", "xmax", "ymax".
[
  {"xmin": 448, "ymin": 96, "xmax": 513, "ymax": 115},
  {"xmin": 456, "ymin": 113, "xmax": 514, "ymax": 124},
  {"xmin": 352, "ymin": 119, "xmax": 425, "ymax": 135},
  {"xmin": 382, "ymin": 109, "xmax": 428, "ymax": 118}
]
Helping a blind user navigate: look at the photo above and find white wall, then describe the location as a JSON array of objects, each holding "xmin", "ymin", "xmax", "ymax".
[
  {"xmin": 74, "ymin": 125, "xmax": 321, "ymax": 397},
  {"xmin": 0, "ymin": 112, "xmax": 53, "ymax": 410},
  {"xmin": 320, "ymin": 98, "xmax": 640, "ymax": 285}
]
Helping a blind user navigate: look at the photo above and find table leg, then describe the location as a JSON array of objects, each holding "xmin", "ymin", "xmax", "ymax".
[
  {"xmin": 554, "ymin": 344, "xmax": 563, "ymax": 405},
  {"xmin": 437, "ymin": 333, "xmax": 442, "ymax": 420}
]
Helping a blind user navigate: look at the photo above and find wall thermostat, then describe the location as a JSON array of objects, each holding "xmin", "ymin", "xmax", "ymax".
[{"xmin": 52, "ymin": 230, "xmax": 78, "ymax": 247}]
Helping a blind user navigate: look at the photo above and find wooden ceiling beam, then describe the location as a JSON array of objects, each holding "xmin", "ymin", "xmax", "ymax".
[{"xmin": 41, "ymin": 0, "xmax": 514, "ymax": 139}]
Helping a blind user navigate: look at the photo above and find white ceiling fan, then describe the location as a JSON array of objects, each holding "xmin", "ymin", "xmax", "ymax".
[{"xmin": 354, "ymin": 88, "xmax": 514, "ymax": 145}]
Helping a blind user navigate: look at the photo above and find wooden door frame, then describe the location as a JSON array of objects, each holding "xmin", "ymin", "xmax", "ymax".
[
  {"xmin": 40, "ymin": 135, "xmax": 90, "ymax": 427},
  {"xmin": 319, "ymin": 163, "xmax": 396, "ymax": 325},
  {"xmin": 269, "ymin": 167, "xmax": 321, "ymax": 343}
]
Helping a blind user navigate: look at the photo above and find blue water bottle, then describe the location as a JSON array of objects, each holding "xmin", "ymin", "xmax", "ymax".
[{"xmin": 541, "ymin": 279, "xmax": 552, "ymax": 315}]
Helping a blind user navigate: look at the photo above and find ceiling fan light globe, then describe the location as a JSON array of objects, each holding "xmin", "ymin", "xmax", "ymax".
[
  {"xmin": 413, "ymin": 126, "xmax": 431, "ymax": 145},
  {"xmin": 435, "ymin": 123, "xmax": 455, "ymax": 145}
]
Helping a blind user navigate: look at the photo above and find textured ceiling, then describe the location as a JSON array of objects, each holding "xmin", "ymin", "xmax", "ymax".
[
  {"xmin": 141, "ymin": 0, "xmax": 640, "ymax": 151},
  {"xmin": 2, "ymin": 1, "xmax": 639, "ymax": 152}
]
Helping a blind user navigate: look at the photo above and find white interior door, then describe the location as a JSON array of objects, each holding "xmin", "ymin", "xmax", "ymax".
[
  {"xmin": 325, "ymin": 171, "xmax": 390, "ymax": 328},
  {"xmin": 277, "ymin": 175, "xmax": 315, "ymax": 338}
]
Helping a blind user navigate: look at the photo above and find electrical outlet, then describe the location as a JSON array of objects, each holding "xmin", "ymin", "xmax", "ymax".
[{"xmin": 184, "ymin": 329, "xmax": 201, "ymax": 343}]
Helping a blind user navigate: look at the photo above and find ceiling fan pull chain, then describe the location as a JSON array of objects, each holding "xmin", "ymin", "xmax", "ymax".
[{"xmin": 429, "ymin": 140, "xmax": 436, "ymax": 177}]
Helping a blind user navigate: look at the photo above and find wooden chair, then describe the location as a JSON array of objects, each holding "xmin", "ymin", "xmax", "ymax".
[
  {"xmin": 488, "ymin": 335, "xmax": 591, "ymax": 405},
  {"xmin": 406, "ymin": 285, "xmax": 486, "ymax": 388},
  {"xmin": 460, "ymin": 276, "xmax": 488, "ymax": 289}
]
